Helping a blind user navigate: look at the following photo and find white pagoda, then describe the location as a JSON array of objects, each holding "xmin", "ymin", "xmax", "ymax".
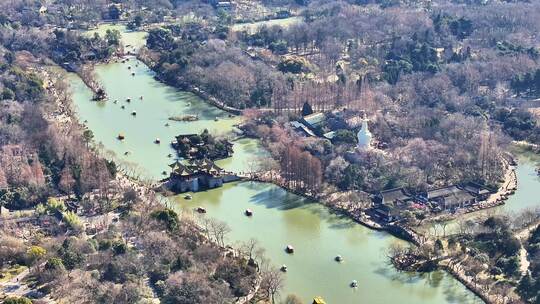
[{"xmin": 357, "ymin": 118, "xmax": 372, "ymax": 150}]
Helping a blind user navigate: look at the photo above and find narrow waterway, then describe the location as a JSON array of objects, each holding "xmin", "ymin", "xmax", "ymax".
[
  {"xmin": 60, "ymin": 25, "xmax": 504, "ymax": 304},
  {"xmin": 503, "ymin": 148, "xmax": 540, "ymax": 213}
]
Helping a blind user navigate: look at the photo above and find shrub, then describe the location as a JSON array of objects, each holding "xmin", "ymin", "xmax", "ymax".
[
  {"xmin": 58, "ymin": 238, "xmax": 85, "ymax": 270},
  {"xmin": 150, "ymin": 208, "xmax": 179, "ymax": 231},
  {"xmin": 331, "ymin": 129, "xmax": 357, "ymax": 145},
  {"xmin": 26, "ymin": 245, "xmax": 46, "ymax": 264},
  {"xmin": 284, "ymin": 294, "xmax": 303, "ymax": 304},
  {"xmin": 277, "ymin": 56, "xmax": 310, "ymax": 74},
  {"xmin": 3, "ymin": 297, "xmax": 32, "ymax": 304},
  {"xmin": 62, "ymin": 211, "xmax": 83, "ymax": 232},
  {"xmin": 214, "ymin": 260, "xmax": 256, "ymax": 297},
  {"xmin": 45, "ymin": 197, "xmax": 65, "ymax": 214},
  {"xmin": 45, "ymin": 257, "xmax": 65, "ymax": 271},
  {"xmin": 112, "ymin": 241, "xmax": 127, "ymax": 255}
]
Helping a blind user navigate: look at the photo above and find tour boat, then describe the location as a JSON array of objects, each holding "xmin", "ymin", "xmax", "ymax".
[
  {"xmin": 245, "ymin": 209, "xmax": 253, "ymax": 216},
  {"xmin": 350, "ymin": 280, "xmax": 358, "ymax": 288},
  {"xmin": 117, "ymin": 134, "xmax": 125, "ymax": 140},
  {"xmin": 285, "ymin": 245, "xmax": 294, "ymax": 254},
  {"xmin": 154, "ymin": 138, "xmax": 161, "ymax": 144},
  {"xmin": 280, "ymin": 265, "xmax": 288, "ymax": 272},
  {"xmin": 196, "ymin": 207, "xmax": 206, "ymax": 213},
  {"xmin": 185, "ymin": 194, "xmax": 192, "ymax": 200},
  {"xmin": 131, "ymin": 111, "xmax": 136, "ymax": 116},
  {"xmin": 335, "ymin": 255, "xmax": 343, "ymax": 262}
]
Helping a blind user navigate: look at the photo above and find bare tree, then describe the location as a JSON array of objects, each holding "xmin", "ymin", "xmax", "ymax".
[
  {"xmin": 260, "ymin": 264, "xmax": 284, "ymax": 304},
  {"xmin": 209, "ymin": 219, "xmax": 231, "ymax": 247}
]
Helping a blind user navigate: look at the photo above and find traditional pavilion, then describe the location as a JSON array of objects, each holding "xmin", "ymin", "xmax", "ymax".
[{"xmin": 167, "ymin": 158, "xmax": 226, "ymax": 193}]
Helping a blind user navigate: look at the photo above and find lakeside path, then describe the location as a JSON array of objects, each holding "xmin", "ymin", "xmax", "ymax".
[{"xmin": 516, "ymin": 219, "xmax": 540, "ymax": 275}]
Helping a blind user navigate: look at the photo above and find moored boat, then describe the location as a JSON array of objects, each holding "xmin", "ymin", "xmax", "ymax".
[{"xmin": 196, "ymin": 206, "xmax": 206, "ymax": 213}]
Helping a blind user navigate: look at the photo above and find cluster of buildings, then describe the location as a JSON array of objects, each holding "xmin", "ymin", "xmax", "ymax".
[
  {"xmin": 165, "ymin": 159, "xmax": 239, "ymax": 193},
  {"xmin": 290, "ymin": 111, "xmax": 373, "ymax": 151},
  {"xmin": 369, "ymin": 182, "xmax": 493, "ymax": 223}
]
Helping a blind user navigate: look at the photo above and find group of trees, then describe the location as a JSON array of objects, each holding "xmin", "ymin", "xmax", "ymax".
[
  {"xmin": 173, "ymin": 129, "xmax": 233, "ymax": 160},
  {"xmin": 0, "ymin": 42, "xmax": 116, "ymax": 211},
  {"xmin": 391, "ymin": 212, "xmax": 540, "ymax": 303},
  {"xmin": 279, "ymin": 144, "xmax": 323, "ymax": 193},
  {"xmin": 145, "ymin": 25, "xmax": 287, "ymax": 109},
  {"xmin": 511, "ymin": 69, "xmax": 540, "ymax": 97},
  {"xmin": 49, "ymin": 29, "xmax": 121, "ymax": 64},
  {"xmin": 0, "ymin": 188, "xmax": 262, "ymax": 304},
  {"xmin": 0, "ymin": 0, "xmax": 181, "ymax": 29}
]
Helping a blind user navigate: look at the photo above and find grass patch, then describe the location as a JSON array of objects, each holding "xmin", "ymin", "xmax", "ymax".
[{"xmin": 0, "ymin": 265, "xmax": 28, "ymax": 283}]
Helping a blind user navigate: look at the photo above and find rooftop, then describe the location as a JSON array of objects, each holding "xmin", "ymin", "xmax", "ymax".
[
  {"xmin": 378, "ymin": 188, "xmax": 412, "ymax": 204},
  {"xmin": 301, "ymin": 112, "xmax": 326, "ymax": 128},
  {"xmin": 427, "ymin": 185, "xmax": 462, "ymax": 199},
  {"xmin": 291, "ymin": 121, "xmax": 316, "ymax": 137},
  {"xmin": 438, "ymin": 191, "xmax": 476, "ymax": 207},
  {"xmin": 190, "ymin": 158, "xmax": 223, "ymax": 175},
  {"xmin": 170, "ymin": 158, "xmax": 224, "ymax": 177},
  {"xmin": 463, "ymin": 182, "xmax": 491, "ymax": 195},
  {"xmin": 169, "ymin": 161, "xmax": 194, "ymax": 177}
]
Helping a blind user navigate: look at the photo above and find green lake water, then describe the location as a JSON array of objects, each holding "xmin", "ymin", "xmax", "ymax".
[
  {"xmin": 504, "ymin": 150, "xmax": 540, "ymax": 213},
  {"xmin": 59, "ymin": 25, "xmax": 538, "ymax": 304}
]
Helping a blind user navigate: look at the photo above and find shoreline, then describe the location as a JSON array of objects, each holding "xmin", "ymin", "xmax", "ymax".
[
  {"xmin": 39, "ymin": 60, "xmax": 263, "ymax": 304},
  {"xmin": 136, "ymin": 49, "xmax": 243, "ymax": 115},
  {"xmin": 67, "ymin": 30, "xmax": 519, "ymax": 303},
  {"xmin": 246, "ymin": 154, "xmax": 520, "ymax": 304}
]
